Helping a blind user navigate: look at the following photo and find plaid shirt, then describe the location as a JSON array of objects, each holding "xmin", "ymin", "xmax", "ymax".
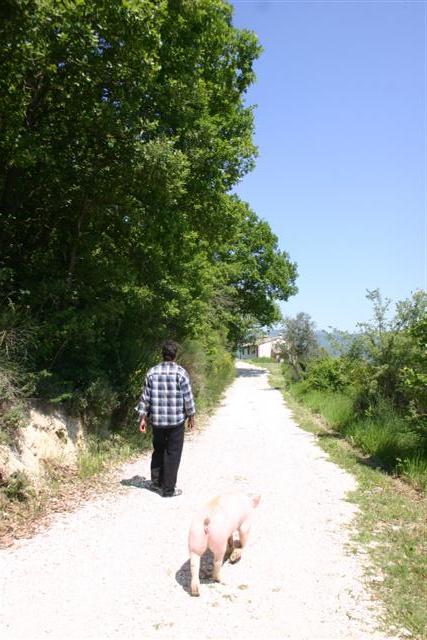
[{"xmin": 135, "ymin": 361, "xmax": 196, "ymax": 427}]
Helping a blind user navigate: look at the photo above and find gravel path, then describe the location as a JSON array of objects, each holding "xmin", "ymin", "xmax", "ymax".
[{"xmin": 0, "ymin": 362, "xmax": 391, "ymax": 640}]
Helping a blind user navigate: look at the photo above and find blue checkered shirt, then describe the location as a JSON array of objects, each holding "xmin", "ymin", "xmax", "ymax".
[{"xmin": 135, "ymin": 361, "xmax": 196, "ymax": 427}]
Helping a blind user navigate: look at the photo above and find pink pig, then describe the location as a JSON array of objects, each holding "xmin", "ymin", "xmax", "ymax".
[{"xmin": 188, "ymin": 491, "xmax": 261, "ymax": 597}]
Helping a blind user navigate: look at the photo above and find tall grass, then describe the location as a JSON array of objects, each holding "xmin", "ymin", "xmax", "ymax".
[
  {"xmin": 288, "ymin": 383, "xmax": 427, "ymax": 491},
  {"xmin": 344, "ymin": 414, "xmax": 423, "ymax": 471},
  {"xmin": 396, "ymin": 455, "xmax": 427, "ymax": 492},
  {"xmin": 291, "ymin": 388, "xmax": 354, "ymax": 429},
  {"xmin": 77, "ymin": 431, "xmax": 149, "ymax": 479}
]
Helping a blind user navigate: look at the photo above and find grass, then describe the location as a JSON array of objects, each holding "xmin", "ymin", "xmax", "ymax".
[
  {"xmin": 287, "ymin": 377, "xmax": 426, "ymax": 491},
  {"xmin": 293, "ymin": 389, "xmax": 354, "ymax": 429},
  {"xmin": 1, "ymin": 470, "xmax": 34, "ymax": 502},
  {"xmin": 197, "ymin": 363, "xmax": 236, "ymax": 413},
  {"xmin": 397, "ymin": 455, "xmax": 427, "ymax": 493},
  {"xmin": 77, "ymin": 430, "xmax": 150, "ymax": 479},
  {"xmin": 247, "ymin": 356, "xmax": 275, "ymax": 364},
  {"xmin": 262, "ymin": 361, "xmax": 427, "ymax": 640},
  {"xmin": 344, "ymin": 417, "xmax": 422, "ymax": 470}
]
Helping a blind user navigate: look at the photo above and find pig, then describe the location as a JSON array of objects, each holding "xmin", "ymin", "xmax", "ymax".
[{"xmin": 188, "ymin": 491, "xmax": 261, "ymax": 597}]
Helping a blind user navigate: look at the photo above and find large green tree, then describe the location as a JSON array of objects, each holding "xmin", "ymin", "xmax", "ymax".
[{"xmin": 1, "ymin": 0, "xmax": 297, "ymax": 401}]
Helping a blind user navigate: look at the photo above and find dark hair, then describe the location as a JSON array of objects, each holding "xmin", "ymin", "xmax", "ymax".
[{"xmin": 162, "ymin": 340, "xmax": 178, "ymax": 361}]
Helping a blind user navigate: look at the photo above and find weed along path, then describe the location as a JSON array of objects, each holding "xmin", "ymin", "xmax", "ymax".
[{"xmin": 0, "ymin": 362, "xmax": 392, "ymax": 640}]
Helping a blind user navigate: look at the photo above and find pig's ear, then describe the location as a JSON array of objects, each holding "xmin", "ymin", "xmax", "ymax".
[{"xmin": 252, "ymin": 495, "xmax": 261, "ymax": 509}]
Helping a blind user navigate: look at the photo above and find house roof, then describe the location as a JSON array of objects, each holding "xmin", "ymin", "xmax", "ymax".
[
  {"xmin": 258, "ymin": 336, "xmax": 283, "ymax": 345},
  {"xmin": 239, "ymin": 335, "xmax": 284, "ymax": 348}
]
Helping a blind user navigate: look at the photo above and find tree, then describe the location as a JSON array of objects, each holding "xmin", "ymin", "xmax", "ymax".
[
  {"xmin": 352, "ymin": 289, "xmax": 427, "ymax": 408},
  {"xmin": 280, "ymin": 313, "xmax": 318, "ymax": 379},
  {"xmin": 0, "ymin": 0, "xmax": 298, "ymax": 410}
]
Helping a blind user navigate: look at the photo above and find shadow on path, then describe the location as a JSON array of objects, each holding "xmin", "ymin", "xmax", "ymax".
[
  {"xmin": 236, "ymin": 366, "xmax": 266, "ymax": 378},
  {"xmin": 175, "ymin": 551, "xmax": 215, "ymax": 596},
  {"xmin": 120, "ymin": 475, "xmax": 162, "ymax": 496}
]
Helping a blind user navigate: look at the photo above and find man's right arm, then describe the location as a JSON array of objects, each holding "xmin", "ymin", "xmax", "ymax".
[
  {"xmin": 136, "ymin": 375, "xmax": 151, "ymax": 433},
  {"xmin": 180, "ymin": 372, "xmax": 196, "ymax": 430}
]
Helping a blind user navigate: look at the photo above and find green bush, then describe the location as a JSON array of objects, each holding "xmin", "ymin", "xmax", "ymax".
[
  {"xmin": 1, "ymin": 404, "xmax": 27, "ymax": 430},
  {"xmin": 320, "ymin": 394, "xmax": 354, "ymax": 429},
  {"xmin": 1, "ymin": 470, "xmax": 33, "ymax": 502},
  {"xmin": 290, "ymin": 379, "xmax": 311, "ymax": 398},
  {"xmin": 279, "ymin": 362, "xmax": 299, "ymax": 387},
  {"xmin": 76, "ymin": 378, "xmax": 120, "ymax": 435},
  {"xmin": 280, "ymin": 290, "xmax": 427, "ymax": 491},
  {"xmin": 304, "ymin": 356, "xmax": 349, "ymax": 392},
  {"xmin": 179, "ymin": 335, "xmax": 235, "ymax": 412},
  {"xmin": 293, "ymin": 389, "xmax": 353, "ymax": 429},
  {"xmin": 77, "ymin": 431, "xmax": 149, "ymax": 479},
  {"xmin": 396, "ymin": 455, "xmax": 427, "ymax": 492},
  {"xmin": 343, "ymin": 409, "xmax": 423, "ymax": 469},
  {"xmin": 289, "ymin": 371, "xmax": 426, "ymax": 490}
]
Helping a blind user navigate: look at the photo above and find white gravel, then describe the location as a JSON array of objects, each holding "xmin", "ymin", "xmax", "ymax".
[{"xmin": 0, "ymin": 362, "xmax": 392, "ymax": 640}]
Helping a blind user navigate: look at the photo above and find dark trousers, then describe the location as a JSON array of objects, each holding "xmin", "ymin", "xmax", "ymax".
[{"xmin": 151, "ymin": 422, "xmax": 185, "ymax": 494}]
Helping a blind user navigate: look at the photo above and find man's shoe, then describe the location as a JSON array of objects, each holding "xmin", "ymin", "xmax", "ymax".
[
  {"xmin": 162, "ymin": 488, "xmax": 182, "ymax": 498},
  {"xmin": 147, "ymin": 480, "xmax": 162, "ymax": 493}
]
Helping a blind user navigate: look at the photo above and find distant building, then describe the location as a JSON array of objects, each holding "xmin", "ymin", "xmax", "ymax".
[{"xmin": 237, "ymin": 335, "xmax": 285, "ymax": 360}]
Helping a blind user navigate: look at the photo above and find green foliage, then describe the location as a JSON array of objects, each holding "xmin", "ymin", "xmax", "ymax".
[
  {"xmin": 352, "ymin": 289, "xmax": 427, "ymax": 414},
  {"xmin": 277, "ymin": 290, "xmax": 427, "ymax": 491},
  {"xmin": 0, "ymin": 301, "xmax": 33, "ymax": 445},
  {"xmin": 345, "ymin": 411, "xmax": 422, "ymax": 471},
  {"xmin": 399, "ymin": 316, "xmax": 427, "ymax": 432},
  {"xmin": 176, "ymin": 333, "xmax": 235, "ymax": 412},
  {"xmin": 77, "ymin": 430, "xmax": 149, "ymax": 479},
  {"xmin": 396, "ymin": 455, "xmax": 427, "ymax": 493},
  {"xmin": 1, "ymin": 470, "xmax": 33, "ymax": 502},
  {"xmin": 279, "ymin": 312, "xmax": 319, "ymax": 379},
  {"xmin": 0, "ymin": 0, "xmax": 297, "ymax": 421},
  {"xmin": 76, "ymin": 378, "xmax": 120, "ymax": 434},
  {"xmin": 300, "ymin": 290, "xmax": 426, "ymax": 425},
  {"xmin": 292, "ymin": 388, "xmax": 353, "ymax": 429},
  {"xmin": 303, "ymin": 356, "xmax": 350, "ymax": 392},
  {"xmin": 1, "ymin": 404, "xmax": 27, "ymax": 432}
]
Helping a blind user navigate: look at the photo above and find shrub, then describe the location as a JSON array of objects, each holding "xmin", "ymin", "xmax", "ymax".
[
  {"xmin": 281, "ymin": 362, "xmax": 300, "ymax": 387},
  {"xmin": 179, "ymin": 335, "xmax": 235, "ymax": 412},
  {"xmin": 77, "ymin": 431, "xmax": 149, "ymax": 479},
  {"xmin": 1, "ymin": 470, "xmax": 33, "ymax": 502},
  {"xmin": 77, "ymin": 378, "xmax": 120, "ymax": 435},
  {"xmin": 344, "ymin": 409, "xmax": 422, "ymax": 470},
  {"xmin": 304, "ymin": 356, "xmax": 349, "ymax": 392},
  {"xmin": 320, "ymin": 394, "xmax": 354, "ymax": 429},
  {"xmin": 397, "ymin": 455, "xmax": 427, "ymax": 492}
]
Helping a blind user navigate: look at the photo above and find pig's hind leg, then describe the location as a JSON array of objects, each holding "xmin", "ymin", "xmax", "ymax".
[
  {"xmin": 230, "ymin": 520, "xmax": 251, "ymax": 564},
  {"xmin": 225, "ymin": 535, "xmax": 234, "ymax": 559},
  {"xmin": 190, "ymin": 552, "xmax": 201, "ymax": 597},
  {"xmin": 211, "ymin": 540, "xmax": 228, "ymax": 583}
]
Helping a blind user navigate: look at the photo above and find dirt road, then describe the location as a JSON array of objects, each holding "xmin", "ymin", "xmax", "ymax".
[{"xmin": 0, "ymin": 362, "xmax": 391, "ymax": 639}]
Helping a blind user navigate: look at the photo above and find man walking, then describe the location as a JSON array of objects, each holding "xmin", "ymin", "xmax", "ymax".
[{"xmin": 136, "ymin": 340, "xmax": 195, "ymax": 497}]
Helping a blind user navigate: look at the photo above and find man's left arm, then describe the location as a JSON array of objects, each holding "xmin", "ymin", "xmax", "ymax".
[{"xmin": 180, "ymin": 372, "xmax": 196, "ymax": 430}]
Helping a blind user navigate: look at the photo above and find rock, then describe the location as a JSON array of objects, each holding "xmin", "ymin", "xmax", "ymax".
[{"xmin": 1, "ymin": 405, "xmax": 86, "ymax": 486}]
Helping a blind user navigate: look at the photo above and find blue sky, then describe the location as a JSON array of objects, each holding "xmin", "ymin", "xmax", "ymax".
[{"xmin": 231, "ymin": 0, "xmax": 426, "ymax": 331}]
